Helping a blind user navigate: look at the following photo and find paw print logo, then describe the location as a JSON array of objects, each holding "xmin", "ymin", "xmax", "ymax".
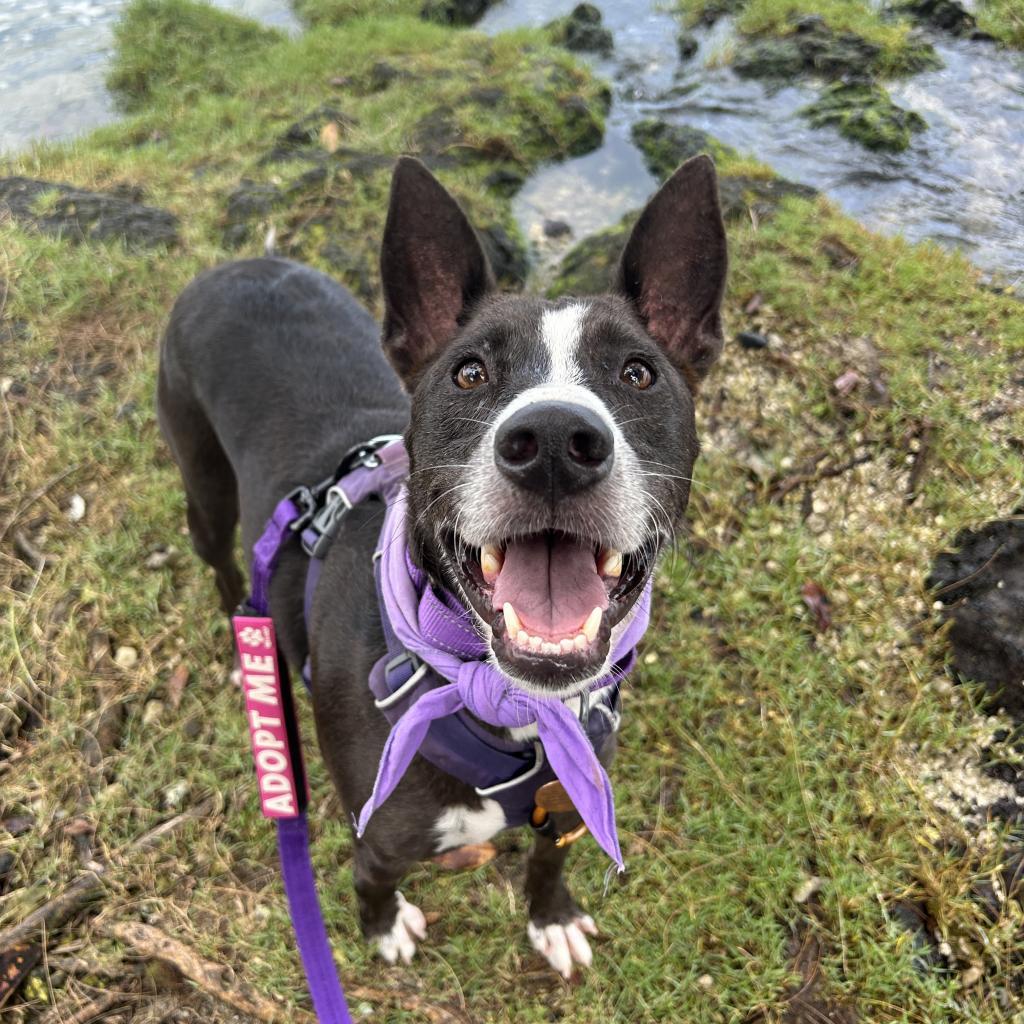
[{"xmin": 239, "ymin": 625, "xmax": 272, "ymax": 650}]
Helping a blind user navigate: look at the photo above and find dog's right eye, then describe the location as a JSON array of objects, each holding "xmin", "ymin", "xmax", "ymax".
[{"xmin": 454, "ymin": 359, "xmax": 489, "ymax": 390}]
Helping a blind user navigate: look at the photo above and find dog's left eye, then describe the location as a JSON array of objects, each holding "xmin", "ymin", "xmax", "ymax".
[
  {"xmin": 621, "ymin": 359, "xmax": 655, "ymax": 390},
  {"xmin": 454, "ymin": 359, "xmax": 489, "ymax": 390}
]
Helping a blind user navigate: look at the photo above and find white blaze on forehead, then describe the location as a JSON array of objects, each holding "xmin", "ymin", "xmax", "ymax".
[{"xmin": 540, "ymin": 302, "xmax": 588, "ymax": 384}]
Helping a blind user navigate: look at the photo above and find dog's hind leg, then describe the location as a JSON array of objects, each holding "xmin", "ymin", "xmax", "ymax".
[{"xmin": 157, "ymin": 371, "xmax": 244, "ymax": 615}]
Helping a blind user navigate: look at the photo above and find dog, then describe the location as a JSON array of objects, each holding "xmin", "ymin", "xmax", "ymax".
[{"xmin": 157, "ymin": 155, "xmax": 726, "ymax": 977}]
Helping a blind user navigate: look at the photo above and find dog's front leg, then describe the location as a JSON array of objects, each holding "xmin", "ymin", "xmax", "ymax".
[
  {"xmin": 525, "ymin": 824, "xmax": 598, "ymax": 979},
  {"xmin": 353, "ymin": 837, "xmax": 426, "ymax": 965}
]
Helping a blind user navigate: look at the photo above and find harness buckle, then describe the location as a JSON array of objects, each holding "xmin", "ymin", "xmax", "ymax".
[
  {"xmin": 301, "ymin": 484, "xmax": 353, "ymax": 559},
  {"xmin": 284, "ymin": 485, "xmax": 318, "ymax": 534}
]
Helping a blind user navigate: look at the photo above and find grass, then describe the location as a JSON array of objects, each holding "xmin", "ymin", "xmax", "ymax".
[
  {"xmin": 977, "ymin": 0, "xmax": 1024, "ymax": 47},
  {"xmin": 3, "ymin": 0, "xmax": 1024, "ymax": 1021}
]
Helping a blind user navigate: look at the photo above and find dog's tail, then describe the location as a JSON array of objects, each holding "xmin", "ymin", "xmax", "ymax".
[{"xmin": 264, "ymin": 225, "xmax": 278, "ymax": 258}]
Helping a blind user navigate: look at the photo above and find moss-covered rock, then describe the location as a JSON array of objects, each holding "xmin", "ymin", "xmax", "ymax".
[
  {"xmin": 291, "ymin": 0, "xmax": 496, "ymax": 28},
  {"xmin": 0, "ymin": 176, "xmax": 178, "ymax": 248},
  {"xmin": 547, "ymin": 214, "xmax": 634, "ymax": 298},
  {"xmin": 107, "ymin": 0, "xmax": 281, "ymax": 110},
  {"xmin": 732, "ymin": 14, "xmax": 939, "ymax": 80},
  {"xmin": 631, "ymin": 120, "xmax": 738, "ymax": 180},
  {"xmin": 892, "ymin": 0, "xmax": 984, "ymax": 37},
  {"xmin": 802, "ymin": 80, "xmax": 926, "ymax": 152},
  {"xmin": 546, "ymin": 3, "xmax": 614, "ymax": 57}
]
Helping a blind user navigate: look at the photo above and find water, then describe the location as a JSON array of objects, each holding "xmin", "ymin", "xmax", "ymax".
[
  {"xmin": 482, "ymin": 0, "xmax": 1024, "ymax": 281},
  {"xmin": 0, "ymin": 0, "xmax": 298, "ymax": 155},
  {"xmin": 2, "ymin": 0, "xmax": 1022, "ymax": 279}
]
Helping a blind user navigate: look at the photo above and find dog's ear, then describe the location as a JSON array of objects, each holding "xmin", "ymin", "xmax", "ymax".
[
  {"xmin": 615, "ymin": 155, "xmax": 727, "ymax": 389},
  {"xmin": 380, "ymin": 157, "xmax": 494, "ymax": 384}
]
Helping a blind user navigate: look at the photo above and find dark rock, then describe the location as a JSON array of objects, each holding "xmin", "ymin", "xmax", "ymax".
[
  {"xmin": 677, "ymin": 31, "xmax": 699, "ymax": 60},
  {"xmin": 718, "ymin": 174, "xmax": 819, "ymax": 221},
  {"xmin": 631, "ymin": 119, "xmax": 733, "ymax": 180},
  {"xmin": 894, "ymin": 0, "xmax": 976, "ymax": 36},
  {"xmin": 543, "ymin": 219, "xmax": 572, "ymax": 239},
  {"xmin": 733, "ymin": 15, "xmax": 938, "ymax": 81},
  {"xmin": 320, "ymin": 240, "xmax": 375, "ymax": 303},
  {"xmin": 986, "ymin": 797, "xmax": 1024, "ymax": 824},
  {"xmin": 0, "ymin": 176, "xmax": 178, "ymax": 249},
  {"xmin": 0, "ymin": 849, "xmax": 15, "ymax": 894},
  {"xmin": 467, "ymin": 86, "xmax": 507, "ymax": 107},
  {"xmin": 483, "ymin": 167, "xmax": 526, "ymax": 197},
  {"xmin": 479, "ymin": 224, "xmax": 528, "ymax": 289},
  {"xmin": 421, "ymin": 0, "xmax": 493, "ymax": 25},
  {"xmin": 412, "ymin": 107, "xmax": 464, "ymax": 157},
  {"xmin": 691, "ymin": 0, "xmax": 742, "ymax": 26},
  {"xmin": 2, "ymin": 815, "xmax": 34, "ymax": 837},
  {"xmin": 927, "ymin": 512, "xmax": 1024, "ymax": 718},
  {"xmin": 548, "ymin": 215, "xmax": 634, "ymax": 299},
  {"xmin": 223, "ymin": 180, "xmax": 283, "ymax": 248},
  {"xmin": 286, "ymin": 166, "xmax": 329, "ymax": 195},
  {"xmin": 336, "ymin": 151, "xmax": 394, "ymax": 178},
  {"xmin": 368, "ymin": 61, "xmax": 407, "ymax": 93},
  {"xmin": 561, "ymin": 95, "xmax": 604, "ymax": 156},
  {"xmin": 737, "ymin": 331, "xmax": 769, "ymax": 350},
  {"xmin": 801, "ymin": 81, "xmax": 926, "ymax": 152},
  {"xmin": 547, "ymin": 3, "xmax": 614, "ymax": 57},
  {"xmin": 262, "ymin": 105, "xmax": 358, "ymax": 162}
]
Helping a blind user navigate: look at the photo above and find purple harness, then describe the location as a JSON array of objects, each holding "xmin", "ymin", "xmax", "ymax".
[{"xmin": 235, "ymin": 436, "xmax": 651, "ymax": 1021}]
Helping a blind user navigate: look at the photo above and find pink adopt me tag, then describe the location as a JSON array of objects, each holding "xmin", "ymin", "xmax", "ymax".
[{"xmin": 233, "ymin": 615, "xmax": 301, "ymax": 819}]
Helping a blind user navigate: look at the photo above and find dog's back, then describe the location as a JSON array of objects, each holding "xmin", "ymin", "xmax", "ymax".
[{"xmin": 156, "ymin": 257, "xmax": 408, "ymax": 646}]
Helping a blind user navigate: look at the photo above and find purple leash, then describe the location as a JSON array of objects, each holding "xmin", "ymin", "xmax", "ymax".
[{"xmin": 236, "ymin": 493, "xmax": 354, "ymax": 1024}]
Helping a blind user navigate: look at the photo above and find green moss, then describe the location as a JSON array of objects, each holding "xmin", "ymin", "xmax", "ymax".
[
  {"xmin": 802, "ymin": 80, "xmax": 926, "ymax": 151},
  {"xmin": 107, "ymin": 0, "xmax": 282, "ymax": 111},
  {"xmin": 679, "ymin": 0, "xmax": 941, "ymax": 77},
  {"xmin": 631, "ymin": 119, "xmax": 738, "ymax": 180},
  {"xmin": 291, "ymin": 0, "xmax": 494, "ymax": 28},
  {"xmin": 545, "ymin": 3, "xmax": 614, "ymax": 56},
  {"xmin": 976, "ymin": 0, "xmax": 1024, "ymax": 47}
]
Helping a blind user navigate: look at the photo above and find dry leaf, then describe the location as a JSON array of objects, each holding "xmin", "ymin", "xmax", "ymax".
[
  {"xmin": 167, "ymin": 663, "xmax": 189, "ymax": 710},
  {"xmin": 801, "ymin": 581, "xmax": 832, "ymax": 632},
  {"xmin": 320, "ymin": 121, "xmax": 341, "ymax": 153}
]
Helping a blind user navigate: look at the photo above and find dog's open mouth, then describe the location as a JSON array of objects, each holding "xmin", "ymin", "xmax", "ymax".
[{"xmin": 443, "ymin": 530, "xmax": 654, "ymax": 689}]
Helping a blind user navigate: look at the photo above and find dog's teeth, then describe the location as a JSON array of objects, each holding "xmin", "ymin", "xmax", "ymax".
[
  {"xmin": 503, "ymin": 603, "xmax": 521, "ymax": 638},
  {"xmin": 574, "ymin": 633, "xmax": 587, "ymax": 651},
  {"xmin": 598, "ymin": 548, "xmax": 622, "ymax": 578},
  {"xmin": 481, "ymin": 544, "xmax": 504, "ymax": 583},
  {"xmin": 560, "ymin": 638, "xmax": 575, "ymax": 654},
  {"xmin": 583, "ymin": 607, "xmax": 602, "ymax": 643},
  {"xmin": 517, "ymin": 629, "xmax": 529, "ymax": 646},
  {"xmin": 529, "ymin": 635, "xmax": 543, "ymax": 652},
  {"xmin": 542, "ymin": 641, "xmax": 559, "ymax": 655}
]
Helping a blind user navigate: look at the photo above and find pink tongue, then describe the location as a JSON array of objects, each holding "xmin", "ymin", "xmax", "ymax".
[{"xmin": 491, "ymin": 536, "xmax": 608, "ymax": 639}]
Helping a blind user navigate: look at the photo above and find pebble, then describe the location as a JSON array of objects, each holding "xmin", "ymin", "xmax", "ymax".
[
  {"xmin": 697, "ymin": 974, "xmax": 714, "ymax": 990},
  {"xmin": 66, "ymin": 493, "xmax": 86, "ymax": 521},
  {"xmin": 643, "ymin": 651, "xmax": 659, "ymax": 664},
  {"xmin": 542, "ymin": 218, "xmax": 572, "ymax": 239},
  {"xmin": 142, "ymin": 700, "xmax": 164, "ymax": 726},
  {"xmin": 114, "ymin": 645, "xmax": 138, "ymax": 669},
  {"xmin": 163, "ymin": 780, "xmax": 190, "ymax": 809},
  {"xmin": 737, "ymin": 330, "xmax": 769, "ymax": 350}
]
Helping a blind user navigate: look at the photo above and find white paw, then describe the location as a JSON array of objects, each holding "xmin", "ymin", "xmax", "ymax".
[
  {"xmin": 376, "ymin": 892, "xmax": 427, "ymax": 965},
  {"xmin": 229, "ymin": 667, "xmax": 242, "ymax": 688},
  {"xmin": 528, "ymin": 914, "xmax": 598, "ymax": 979}
]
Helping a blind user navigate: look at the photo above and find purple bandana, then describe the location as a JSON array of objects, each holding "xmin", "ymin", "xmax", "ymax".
[{"xmin": 356, "ymin": 447, "xmax": 652, "ymax": 871}]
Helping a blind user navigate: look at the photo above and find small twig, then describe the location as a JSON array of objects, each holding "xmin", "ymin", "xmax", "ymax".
[
  {"xmin": 770, "ymin": 451, "xmax": 875, "ymax": 502},
  {"xmin": 905, "ymin": 421, "xmax": 934, "ymax": 504},
  {"xmin": 0, "ymin": 798, "xmax": 217, "ymax": 950},
  {"xmin": 0, "ymin": 463, "xmax": 79, "ymax": 543},
  {"xmin": 38, "ymin": 988, "xmax": 126, "ymax": 1024},
  {"xmin": 101, "ymin": 918, "xmax": 477, "ymax": 1024},
  {"xmin": 99, "ymin": 920, "xmax": 305, "ymax": 1024}
]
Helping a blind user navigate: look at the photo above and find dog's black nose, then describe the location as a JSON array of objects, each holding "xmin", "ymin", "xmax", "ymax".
[{"xmin": 494, "ymin": 401, "xmax": 614, "ymax": 498}]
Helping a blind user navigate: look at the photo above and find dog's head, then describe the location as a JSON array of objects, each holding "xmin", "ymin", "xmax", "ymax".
[{"xmin": 380, "ymin": 157, "xmax": 727, "ymax": 696}]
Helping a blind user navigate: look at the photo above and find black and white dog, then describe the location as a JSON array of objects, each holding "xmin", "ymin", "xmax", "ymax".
[{"xmin": 157, "ymin": 156, "xmax": 726, "ymax": 977}]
